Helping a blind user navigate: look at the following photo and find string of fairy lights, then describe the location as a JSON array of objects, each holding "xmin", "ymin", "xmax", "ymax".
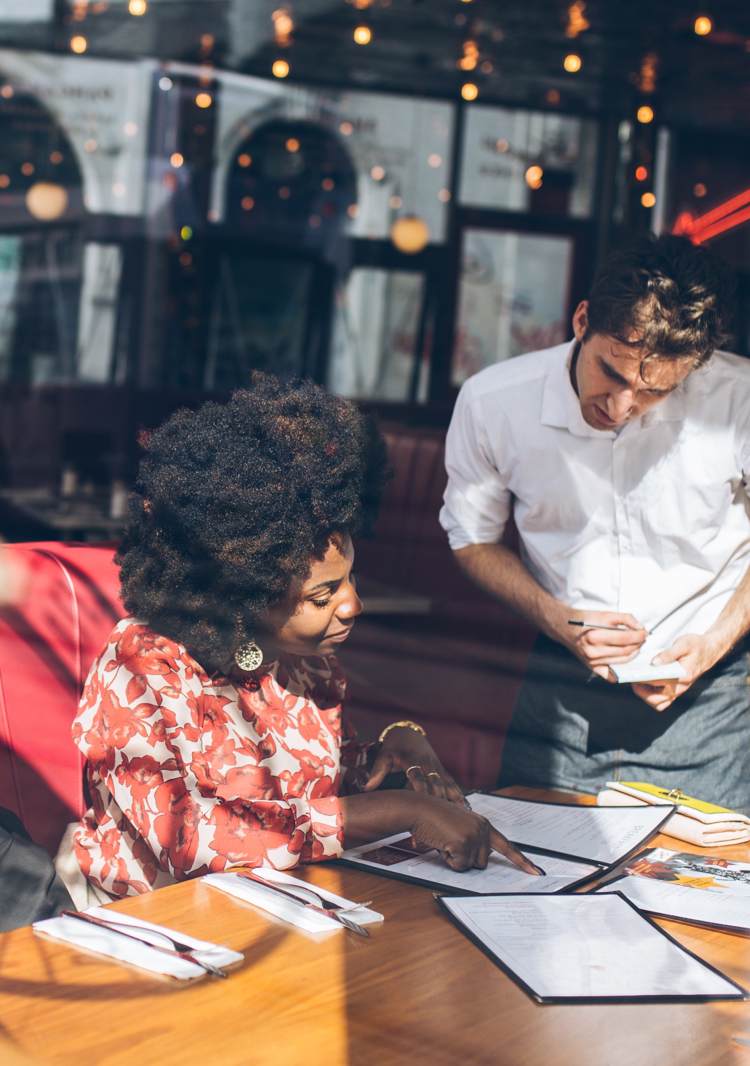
[{"xmin": 0, "ymin": 3, "xmax": 724, "ymax": 231}]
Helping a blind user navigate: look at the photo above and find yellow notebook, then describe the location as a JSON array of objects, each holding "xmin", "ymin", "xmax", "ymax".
[
  {"xmin": 597, "ymin": 781, "xmax": 750, "ymax": 846},
  {"xmin": 617, "ymin": 782, "xmax": 733, "ymax": 817}
]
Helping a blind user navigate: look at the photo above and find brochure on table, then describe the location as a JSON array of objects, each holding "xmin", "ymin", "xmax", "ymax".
[
  {"xmin": 596, "ymin": 847, "xmax": 750, "ymax": 936},
  {"xmin": 339, "ymin": 793, "xmax": 671, "ymax": 895},
  {"xmin": 437, "ymin": 892, "xmax": 746, "ymax": 1003}
]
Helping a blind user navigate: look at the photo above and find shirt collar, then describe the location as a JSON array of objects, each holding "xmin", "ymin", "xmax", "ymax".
[
  {"xmin": 541, "ymin": 339, "xmax": 612, "ymax": 439},
  {"xmin": 541, "ymin": 337, "xmax": 689, "ymax": 436}
]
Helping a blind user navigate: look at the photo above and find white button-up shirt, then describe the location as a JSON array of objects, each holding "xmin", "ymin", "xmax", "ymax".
[{"xmin": 440, "ymin": 340, "xmax": 750, "ymax": 653}]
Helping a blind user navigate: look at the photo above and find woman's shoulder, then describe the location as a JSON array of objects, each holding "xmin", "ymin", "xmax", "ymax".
[{"xmin": 96, "ymin": 617, "xmax": 204, "ymax": 682}]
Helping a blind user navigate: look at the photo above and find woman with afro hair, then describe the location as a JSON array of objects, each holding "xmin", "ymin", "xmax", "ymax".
[{"xmin": 69, "ymin": 374, "xmax": 538, "ymax": 899}]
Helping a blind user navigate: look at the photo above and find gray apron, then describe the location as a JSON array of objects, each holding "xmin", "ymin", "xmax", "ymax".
[{"xmin": 498, "ymin": 634, "xmax": 750, "ymax": 813}]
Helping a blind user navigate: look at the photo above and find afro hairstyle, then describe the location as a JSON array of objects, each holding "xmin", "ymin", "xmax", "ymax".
[{"xmin": 117, "ymin": 373, "xmax": 388, "ymax": 673}]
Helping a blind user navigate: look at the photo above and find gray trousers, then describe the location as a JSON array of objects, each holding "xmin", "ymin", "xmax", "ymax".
[{"xmin": 498, "ymin": 634, "xmax": 750, "ymax": 813}]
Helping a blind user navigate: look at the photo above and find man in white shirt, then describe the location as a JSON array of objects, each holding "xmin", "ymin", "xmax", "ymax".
[{"xmin": 440, "ymin": 235, "xmax": 750, "ymax": 808}]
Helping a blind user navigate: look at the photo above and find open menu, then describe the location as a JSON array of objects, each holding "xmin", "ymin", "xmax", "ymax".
[
  {"xmin": 339, "ymin": 794, "xmax": 671, "ymax": 895},
  {"xmin": 596, "ymin": 847, "xmax": 750, "ymax": 936},
  {"xmin": 438, "ymin": 892, "xmax": 746, "ymax": 1003}
]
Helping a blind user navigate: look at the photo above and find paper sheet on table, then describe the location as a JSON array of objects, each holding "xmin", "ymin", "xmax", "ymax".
[
  {"xmin": 467, "ymin": 793, "xmax": 670, "ymax": 866},
  {"xmin": 342, "ymin": 831, "xmax": 597, "ymax": 892},
  {"xmin": 440, "ymin": 893, "xmax": 745, "ymax": 1001},
  {"xmin": 203, "ymin": 869, "xmax": 383, "ymax": 933},
  {"xmin": 598, "ymin": 874, "xmax": 750, "ymax": 934},
  {"xmin": 33, "ymin": 907, "xmax": 243, "ymax": 980}
]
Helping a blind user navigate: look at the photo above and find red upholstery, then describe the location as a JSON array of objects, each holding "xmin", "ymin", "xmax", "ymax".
[
  {"xmin": 0, "ymin": 543, "xmax": 123, "ymax": 855},
  {"xmin": 350, "ymin": 423, "xmax": 537, "ymax": 790}
]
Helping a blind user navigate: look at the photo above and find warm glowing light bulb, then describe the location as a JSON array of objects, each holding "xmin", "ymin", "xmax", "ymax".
[
  {"xmin": 370, "ymin": 165, "xmax": 385, "ymax": 181},
  {"xmin": 339, "ymin": 121, "xmax": 354, "ymax": 136},
  {"xmin": 170, "ymin": 152, "xmax": 184, "ymax": 168},
  {"xmin": 0, "ymin": 175, "xmax": 10, "ymax": 189},
  {"xmin": 635, "ymin": 165, "xmax": 648, "ymax": 181},
  {"xmin": 461, "ymin": 82, "xmax": 479, "ymax": 101},
  {"xmin": 563, "ymin": 53, "xmax": 582, "ymax": 73},
  {"xmin": 50, "ymin": 151, "xmax": 63, "ymax": 164},
  {"xmin": 25, "ymin": 182, "xmax": 68, "ymax": 220},
  {"xmin": 637, "ymin": 104, "xmax": 654, "ymax": 124},
  {"xmin": 286, "ymin": 137, "xmax": 300, "ymax": 152},
  {"xmin": 237, "ymin": 153, "xmax": 252, "ymax": 168},
  {"xmin": 525, "ymin": 165, "xmax": 544, "ymax": 190},
  {"xmin": 21, "ymin": 162, "xmax": 35, "ymax": 176},
  {"xmin": 241, "ymin": 196, "xmax": 255, "ymax": 211},
  {"xmin": 694, "ymin": 15, "xmax": 712, "ymax": 36},
  {"xmin": 0, "ymin": 84, "xmax": 13, "ymax": 99},
  {"xmin": 391, "ymin": 215, "xmax": 430, "ymax": 254},
  {"xmin": 70, "ymin": 35, "xmax": 87, "ymax": 53},
  {"xmin": 353, "ymin": 25, "xmax": 372, "ymax": 45},
  {"xmin": 128, "ymin": 0, "xmax": 147, "ymax": 15},
  {"xmin": 693, "ymin": 182, "xmax": 707, "ymax": 198},
  {"xmin": 272, "ymin": 59, "xmax": 290, "ymax": 78},
  {"xmin": 180, "ymin": 225, "xmax": 193, "ymax": 240},
  {"xmin": 195, "ymin": 92, "xmax": 213, "ymax": 109},
  {"xmin": 641, "ymin": 191, "xmax": 656, "ymax": 208}
]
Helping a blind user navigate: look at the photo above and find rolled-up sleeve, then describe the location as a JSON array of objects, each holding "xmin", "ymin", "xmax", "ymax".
[{"xmin": 439, "ymin": 380, "xmax": 513, "ymax": 550}]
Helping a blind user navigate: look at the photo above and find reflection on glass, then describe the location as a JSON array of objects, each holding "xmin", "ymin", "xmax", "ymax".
[
  {"xmin": 459, "ymin": 106, "xmax": 598, "ymax": 218},
  {"xmin": 329, "ymin": 268, "xmax": 427, "ymax": 403},
  {"xmin": 452, "ymin": 229, "xmax": 573, "ymax": 386}
]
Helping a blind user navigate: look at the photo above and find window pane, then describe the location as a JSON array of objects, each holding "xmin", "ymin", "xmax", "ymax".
[
  {"xmin": 452, "ymin": 229, "xmax": 573, "ymax": 386},
  {"xmin": 329, "ymin": 268, "xmax": 427, "ymax": 403},
  {"xmin": 459, "ymin": 105, "xmax": 598, "ymax": 219}
]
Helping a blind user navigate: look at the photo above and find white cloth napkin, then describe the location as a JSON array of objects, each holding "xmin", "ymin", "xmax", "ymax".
[
  {"xmin": 203, "ymin": 869, "xmax": 384, "ymax": 933},
  {"xmin": 33, "ymin": 906, "xmax": 243, "ymax": 979}
]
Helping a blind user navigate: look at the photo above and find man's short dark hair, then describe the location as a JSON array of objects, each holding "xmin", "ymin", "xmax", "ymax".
[{"xmin": 585, "ymin": 234, "xmax": 734, "ymax": 364}]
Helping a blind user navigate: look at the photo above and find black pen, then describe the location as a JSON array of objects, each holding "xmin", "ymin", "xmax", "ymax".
[{"xmin": 567, "ymin": 619, "xmax": 633, "ymax": 632}]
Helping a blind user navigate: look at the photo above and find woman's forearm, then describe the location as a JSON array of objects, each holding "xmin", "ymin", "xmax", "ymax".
[{"xmin": 339, "ymin": 791, "xmax": 427, "ymax": 848}]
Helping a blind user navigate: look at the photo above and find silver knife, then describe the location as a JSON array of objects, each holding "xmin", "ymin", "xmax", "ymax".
[
  {"xmin": 232, "ymin": 870, "xmax": 370, "ymax": 937},
  {"xmin": 59, "ymin": 909, "xmax": 228, "ymax": 978}
]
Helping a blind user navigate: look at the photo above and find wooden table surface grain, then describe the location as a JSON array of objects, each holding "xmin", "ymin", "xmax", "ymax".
[{"xmin": 2, "ymin": 788, "xmax": 750, "ymax": 1066}]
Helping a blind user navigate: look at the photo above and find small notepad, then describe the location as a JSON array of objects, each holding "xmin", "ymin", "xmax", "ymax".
[{"xmin": 610, "ymin": 658, "xmax": 686, "ymax": 683}]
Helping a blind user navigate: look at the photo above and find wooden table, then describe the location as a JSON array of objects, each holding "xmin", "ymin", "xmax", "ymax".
[{"xmin": 2, "ymin": 788, "xmax": 750, "ymax": 1066}]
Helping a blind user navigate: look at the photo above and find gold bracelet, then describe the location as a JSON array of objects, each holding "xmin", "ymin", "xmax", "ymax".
[{"xmin": 378, "ymin": 719, "xmax": 427, "ymax": 744}]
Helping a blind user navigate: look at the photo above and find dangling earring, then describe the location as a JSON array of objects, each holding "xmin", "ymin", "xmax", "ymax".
[{"xmin": 234, "ymin": 639, "xmax": 264, "ymax": 672}]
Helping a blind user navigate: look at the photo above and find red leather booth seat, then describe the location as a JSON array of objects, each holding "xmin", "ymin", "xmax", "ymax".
[
  {"xmin": 0, "ymin": 543, "xmax": 123, "ymax": 855},
  {"xmin": 349, "ymin": 424, "xmax": 537, "ymax": 791}
]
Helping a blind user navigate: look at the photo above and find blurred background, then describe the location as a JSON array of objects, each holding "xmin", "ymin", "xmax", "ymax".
[
  {"xmin": 0, "ymin": 0, "xmax": 749, "ymax": 792},
  {"xmin": 0, "ymin": 0, "xmax": 748, "ymax": 534}
]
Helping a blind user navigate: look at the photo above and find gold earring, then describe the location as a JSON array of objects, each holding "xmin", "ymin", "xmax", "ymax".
[{"xmin": 234, "ymin": 639, "xmax": 264, "ymax": 672}]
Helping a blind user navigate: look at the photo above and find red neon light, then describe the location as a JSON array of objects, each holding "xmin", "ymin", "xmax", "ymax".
[
  {"xmin": 688, "ymin": 186, "xmax": 750, "ymax": 232},
  {"xmin": 693, "ymin": 203, "xmax": 750, "ymax": 244},
  {"xmin": 672, "ymin": 185, "xmax": 750, "ymax": 243}
]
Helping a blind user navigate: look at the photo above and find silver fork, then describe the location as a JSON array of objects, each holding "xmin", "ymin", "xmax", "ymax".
[
  {"xmin": 232, "ymin": 870, "xmax": 371, "ymax": 937},
  {"xmin": 60, "ymin": 909, "xmax": 229, "ymax": 978}
]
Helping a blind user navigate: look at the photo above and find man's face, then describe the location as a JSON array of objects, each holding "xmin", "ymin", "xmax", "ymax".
[{"xmin": 571, "ymin": 301, "xmax": 697, "ymax": 431}]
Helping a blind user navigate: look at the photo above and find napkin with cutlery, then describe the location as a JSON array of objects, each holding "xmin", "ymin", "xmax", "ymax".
[
  {"xmin": 33, "ymin": 906, "xmax": 244, "ymax": 979},
  {"xmin": 203, "ymin": 868, "xmax": 383, "ymax": 934}
]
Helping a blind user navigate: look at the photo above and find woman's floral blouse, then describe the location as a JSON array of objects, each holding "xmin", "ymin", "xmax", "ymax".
[{"xmin": 73, "ymin": 618, "xmax": 371, "ymax": 897}]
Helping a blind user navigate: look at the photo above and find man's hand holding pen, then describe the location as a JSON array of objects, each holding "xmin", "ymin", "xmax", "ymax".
[{"xmin": 553, "ymin": 607, "xmax": 648, "ymax": 680}]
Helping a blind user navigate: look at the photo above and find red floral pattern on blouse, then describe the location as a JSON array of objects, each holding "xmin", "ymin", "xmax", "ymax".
[{"xmin": 73, "ymin": 618, "xmax": 371, "ymax": 898}]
